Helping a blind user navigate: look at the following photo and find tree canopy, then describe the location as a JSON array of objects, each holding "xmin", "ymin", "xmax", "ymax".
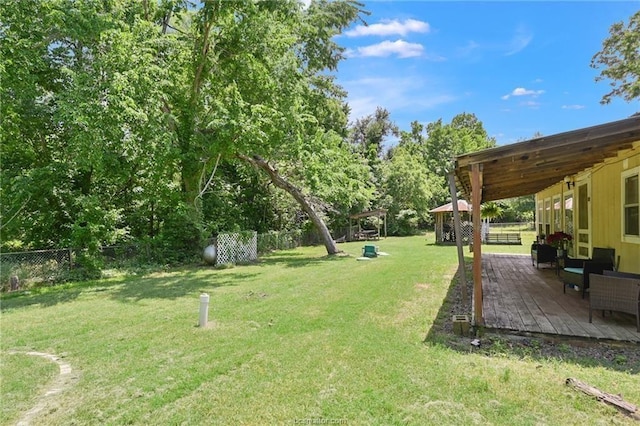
[
  {"xmin": 591, "ymin": 10, "xmax": 640, "ymax": 104},
  {"xmin": 0, "ymin": 0, "xmax": 521, "ymax": 267}
]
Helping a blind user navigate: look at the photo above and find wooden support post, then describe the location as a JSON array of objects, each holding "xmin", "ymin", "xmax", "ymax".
[
  {"xmin": 471, "ymin": 163, "xmax": 484, "ymax": 326},
  {"xmin": 384, "ymin": 212, "xmax": 387, "ymax": 238},
  {"xmin": 448, "ymin": 172, "xmax": 467, "ymax": 305}
]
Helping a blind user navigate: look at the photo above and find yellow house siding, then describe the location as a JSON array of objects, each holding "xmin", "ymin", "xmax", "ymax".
[
  {"xmin": 590, "ymin": 154, "xmax": 621, "ymax": 262},
  {"xmin": 592, "ymin": 144, "xmax": 640, "ymax": 272},
  {"xmin": 535, "ymin": 141, "xmax": 640, "ymax": 273}
]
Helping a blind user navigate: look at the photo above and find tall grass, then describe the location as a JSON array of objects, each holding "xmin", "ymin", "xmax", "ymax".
[{"xmin": 2, "ymin": 235, "xmax": 638, "ymax": 425}]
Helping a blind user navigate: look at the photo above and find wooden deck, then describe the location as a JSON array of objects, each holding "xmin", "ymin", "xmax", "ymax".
[{"xmin": 482, "ymin": 253, "xmax": 640, "ymax": 343}]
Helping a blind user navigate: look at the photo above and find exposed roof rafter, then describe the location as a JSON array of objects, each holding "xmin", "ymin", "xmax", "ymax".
[{"xmin": 454, "ymin": 116, "xmax": 640, "ymax": 203}]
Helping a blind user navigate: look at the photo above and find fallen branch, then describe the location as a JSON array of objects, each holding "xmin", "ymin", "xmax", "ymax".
[{"xmin": 566, "ymin": 377, "xmax": 640, "ymax": 421}]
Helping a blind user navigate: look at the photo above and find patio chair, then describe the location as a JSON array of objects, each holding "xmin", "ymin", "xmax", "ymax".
[
  {"xmin": 362, "ymin": 245, "xmax": 378, "ymax": 258},
  {"xmin": 589, "ymin": 272, "xmax": 640, "ymax": 332},
  {"xmin": 560, "ymin": 247, "xmax": 615, "ymax": 299},
  {"xmin": 531, "ymin": 242, "xmax": 556, "ymax": 269}
]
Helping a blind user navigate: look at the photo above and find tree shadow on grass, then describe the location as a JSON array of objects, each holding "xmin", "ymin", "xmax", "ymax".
[
  {"xmin": 258, "ymin": 251, "xmax": 351, "ymax": 268},
  {"xmin": 1, "ymin": 279, "xmax": 123, "ymax": 312},
  {"xmin": 1, "ymin": 267, "xmax": 257, "ymax": 311},
  {"xmin": 2, "ymin": 289, "xmax": 80, "ymax": 312},
  {"xmin": 423, "ymin": 257, "xmax": 640, "ymax": 374},
  {"xmin": 109, "ymin": 267, "xmax": 256, "ymax": 302}
]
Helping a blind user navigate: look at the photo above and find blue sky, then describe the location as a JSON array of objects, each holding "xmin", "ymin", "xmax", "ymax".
[{"xmin": 334, "ymin": 1, "xmax": 640, "ymax": 145}]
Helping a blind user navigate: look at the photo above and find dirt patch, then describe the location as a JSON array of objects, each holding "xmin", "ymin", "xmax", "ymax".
[
  {"xmin": 9, "ymin": 351, "xmax": 78, "ymax": 426},
  {"xmin": 433, "ymin": 274, "xmax": 640, "ymax": 373}
]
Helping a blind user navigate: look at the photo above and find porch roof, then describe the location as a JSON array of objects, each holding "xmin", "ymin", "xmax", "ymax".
[{"xmin": 454, "ymin": 115, "xmax": 640, "ymax": 203}]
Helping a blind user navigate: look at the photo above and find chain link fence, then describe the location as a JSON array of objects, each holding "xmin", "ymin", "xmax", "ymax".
[
  {"xmin": 1, "ymin": 228, "xmax": 345, "ymax": 290},
  {"xmin": 1, "ymin": 249, "xmax": 73, "ymax": 291}
]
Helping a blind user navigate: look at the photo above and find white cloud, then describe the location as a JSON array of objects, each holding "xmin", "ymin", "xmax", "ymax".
[
  {"xmin": 457, "ymin": 40, "xmax": 480, "ymax": 57},
  {"xmin": 342, "ymin": 76, "xmax": 456, "ymax": 121},
  {"xmin": 520, "ymin": 100, "xmax": 541, "ymax": 109},
  {"xmin": 345, "ymin": 19, "xmax": 430, "ymax": 37},
  {"xmin": 505, "ymin": 25, "xmax": 533, "ymax": 56},
  {"xmin": 562, "ymin": 104, "xmax": 585, "ymax": 110},
  {"xmin": 513, "ymin": 88, "xmax": 543, "ymax": 96},
  {"xmin": 348, "ymin": 40, "xmax": 424, "ymax": 58},
  {"xmin": 502, "ymin": 87, "xmax": 545, "ymax": 99}
]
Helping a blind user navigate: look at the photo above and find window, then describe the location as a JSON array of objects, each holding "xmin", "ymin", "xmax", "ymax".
[{"xmin": 622, "ymin": 166, "xmax": 640, "ymax": 243}]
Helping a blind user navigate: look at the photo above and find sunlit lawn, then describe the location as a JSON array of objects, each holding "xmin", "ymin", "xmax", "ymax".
[{"xmin": 2, "ymin": 235, "xmax": 638, "ymax": 425}]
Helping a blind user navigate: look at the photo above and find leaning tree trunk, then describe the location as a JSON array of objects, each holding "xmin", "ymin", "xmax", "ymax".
[{"xmin": 237, "ymin": 154, "xmax": 341, "ymax": 255}]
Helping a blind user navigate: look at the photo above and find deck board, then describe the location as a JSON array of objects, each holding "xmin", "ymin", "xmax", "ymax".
[{"xmin": 481, "ymin": 253, "xmax": 639, "ymax": 343}]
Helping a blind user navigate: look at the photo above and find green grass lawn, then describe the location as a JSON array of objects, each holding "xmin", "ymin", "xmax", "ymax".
[{"xmin": 2, "ymin": 235, "xmax": 638, "ymax": 425}]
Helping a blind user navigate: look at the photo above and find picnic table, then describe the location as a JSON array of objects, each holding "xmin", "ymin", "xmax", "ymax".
[{"xmin": 355, "ymin": 230, "xmax": 379, "ymax": 241}]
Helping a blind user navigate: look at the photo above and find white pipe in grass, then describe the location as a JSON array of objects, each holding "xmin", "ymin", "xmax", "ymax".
[{"xmin": 199, "ymin": 293, "xmax": 210, "ymax": 327}]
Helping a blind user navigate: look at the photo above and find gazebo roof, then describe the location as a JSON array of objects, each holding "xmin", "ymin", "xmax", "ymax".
[
  {"xmin": 349, "ymin": 209, "xmax": 387, "ymax": 219},
  {"xmin": 429, "ymin": 200, "xmax": 472, "ymax": 213}
]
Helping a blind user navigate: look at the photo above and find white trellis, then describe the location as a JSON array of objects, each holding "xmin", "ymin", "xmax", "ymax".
[{"xmin": 216, "ymin": 232, "xmax": 258, "ymax": 266}]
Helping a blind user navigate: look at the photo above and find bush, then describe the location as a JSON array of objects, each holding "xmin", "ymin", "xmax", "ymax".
[
  {"xmin": 158, "ymin": 203, "xmax": 205, "ymax": 264},
  {"xmin": 390, "ymin": 209, "xmax": 420, "ymax": 236}
]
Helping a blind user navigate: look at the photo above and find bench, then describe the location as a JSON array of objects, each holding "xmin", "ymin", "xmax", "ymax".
[
  {"xmin": 354, "ymin": 230, "xmax": 379, "ymax": 241},
  {"xmin": 485, "ymin": 233, "xmax": 522, "ymax": 245}
]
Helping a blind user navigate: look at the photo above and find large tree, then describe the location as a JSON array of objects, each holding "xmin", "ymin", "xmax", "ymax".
[
  {"xmin": 1, "ymin": 0, "xmax": 174, "ymax": 253},
  {"xmin": 160, "ymin": 0, "xmax": 369, "ymax": 255},
  {"xmin": 591, "ymin": 10, "xmax": 640, "ymax": 104},
  {"xmin": 380, "ymin": 144, "xmax": 435, "ymax": 234},
  {"xmin": 347, "ymin": 107, "xmax": 399, "ymax": 217},
  {"xmin": 1, "ymin": 0, "xmax": 371, "ymax": 257},
  {"xmin": 423, "ymin": 113, "xmax": 496, "ymax": 206}
]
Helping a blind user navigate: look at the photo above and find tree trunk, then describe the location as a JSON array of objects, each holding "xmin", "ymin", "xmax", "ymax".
[{"xmin": 237, "ymin": 154, "xmax": 341, "ymax": 255}]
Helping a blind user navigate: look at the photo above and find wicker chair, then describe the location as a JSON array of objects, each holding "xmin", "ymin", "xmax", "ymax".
[
  {"xmin": 560, "ymin": 247, "xmax": 615, "ymax": 299},
  {"xmin": 531, "ymin": 243, "xmax": 556, "ymax": 268},
  {"xmin": 589, "ymin": 272, "xmax": 640, "ymax": 332}
]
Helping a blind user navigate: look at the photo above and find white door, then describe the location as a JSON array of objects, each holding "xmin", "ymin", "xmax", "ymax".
[{"xmin": 575, "ymin": 180, "xmax": 591, "ymax": 258}]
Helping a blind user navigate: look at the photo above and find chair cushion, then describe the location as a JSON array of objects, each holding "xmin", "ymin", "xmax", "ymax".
[{"xmin": 563, "ymin": 267, "xmax": 584, "ymax": 275}]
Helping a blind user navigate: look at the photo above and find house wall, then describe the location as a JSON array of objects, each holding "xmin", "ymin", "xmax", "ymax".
[{"xmin": 535, "ymin": 141, "xmax": 640, "ymax": 273}]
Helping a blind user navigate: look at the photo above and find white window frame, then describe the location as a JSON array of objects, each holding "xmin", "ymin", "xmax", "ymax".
[
  {"xmin": 621, "ymin": 166, "xmax": 640, "ymax": 244},
  {"xmin": 552, "ymin": 194, "xmax": 562, "ymax": 232},
  {"xmin": 536, "ymin": 198, "xmax": 544, "ymax": 236},
  {"xmin": 544, "ymin": 197, "xmax": 551, "ymax": 237}
]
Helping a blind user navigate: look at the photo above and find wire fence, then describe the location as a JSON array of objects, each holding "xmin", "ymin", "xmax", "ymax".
[
  {"xmin": 0, "ymin": 229, "xmax": 335, "ymax": 290},
  {"xmin": 1, "ymin": 249, "xmax": 73, "ymax": 290}
]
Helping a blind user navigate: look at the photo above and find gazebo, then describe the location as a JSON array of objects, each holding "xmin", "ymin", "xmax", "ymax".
[
  {"xmin": 429, "ymin": 200, "xmax": 473, "ymax": 245},
  {"xmin": 349, "ymin": 209, "xmax": 387, "ymax": 241}
]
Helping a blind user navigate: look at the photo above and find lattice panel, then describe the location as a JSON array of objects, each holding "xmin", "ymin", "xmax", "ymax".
[
  {"xmin": 437, "ymin": 222, "xmax": 474, "ymax": 244},
  {"xmin": 216, "ymin": 232, "xmax": 258, "ymax": 265}
]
